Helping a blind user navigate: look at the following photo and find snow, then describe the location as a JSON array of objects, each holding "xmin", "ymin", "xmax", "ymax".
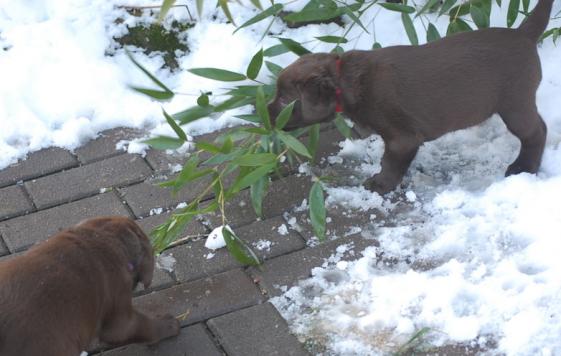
[
  {"xmin": 2, "ymin": 0, "xmax": 561, "ymax": 355},
  {"xmin": 156, "ymin": 253, "xmax": 176, "ymax": 272},
  {"xmin": 205, "ymin": 225, "xmax": 228, "ymax": 250}
]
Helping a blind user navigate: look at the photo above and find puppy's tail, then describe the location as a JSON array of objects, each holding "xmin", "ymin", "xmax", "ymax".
[{"xmin": 518, "ymin": 0, "xmax": 554, "ymax": 42}]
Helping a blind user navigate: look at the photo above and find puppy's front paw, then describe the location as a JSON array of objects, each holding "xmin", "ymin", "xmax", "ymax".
[
  {"xmin": 153, "ymin": 314, "xmax": 180, "ymax": 343},
  {"xmin": 363, "ymin": 176, "xmax": 394, "ymax": 195}
]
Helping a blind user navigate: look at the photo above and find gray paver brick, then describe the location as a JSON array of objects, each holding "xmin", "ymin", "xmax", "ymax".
[
  {"xmin": 170, "ymin": 216, "xmax": 305, "ymax": 283},
  {"xmin": 25, "ymin": 154, "xmax": 152, "ymax": 209},
  {"xmin": 0, "ymin": 148, "xmax": 78, "ymax": 188},
  {"xmin": 0, "ymin": 235, "xmax": 8, "ymax": 256},
  {"xmin": 100, "ymin": 324, "xmax": 222, "ymax": 356},
  {"xmin": 0, "ymin": 185, "xmax": 34, "ymax": 220},
  {"xmin": 285, "ymin": 205, "xmax": 376, "ymax": 243},
  {"xmin": 207, "ymin": 302, "xmax": 308, "ymax": 356},
  {"xmin": 249, "ymin": 235, "xmax": 378, "ymax": 297},
  {"xmin": 133, "ymin": 269, "xmax": 264, "ymax": 327},
  {"xmin": 76, "ymin": 128, "xmax": 144, "ymax": 164},
  {"xmin": 119, "ymin": 177, "xmax": 211, "ymax": 219},
  {"xmin": 204, "ymin": 174, "xmax": 314, "ymax": 228},
  {"xmin": 0, "ymin": 192, "xmax": 131, "ymax": 253}
]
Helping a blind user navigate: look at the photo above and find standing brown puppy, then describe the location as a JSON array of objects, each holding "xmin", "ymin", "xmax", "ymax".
[
  {"xmin": 268, "ymin": 0, "xmax": 553, "ymax": 194},
  {"xmin": 0, "ymin": 216, "xmax": 180, "ymax": 356}
]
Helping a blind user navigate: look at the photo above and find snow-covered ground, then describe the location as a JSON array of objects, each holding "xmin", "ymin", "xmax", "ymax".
[{"xmin": 1, "ymin": 0, "xmax": 560, "ymax": 355}]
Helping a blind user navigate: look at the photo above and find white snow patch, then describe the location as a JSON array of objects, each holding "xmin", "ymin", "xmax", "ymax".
[
  {"xmin": 277, "ymin": 223, "xmax": 289, "ymax": 236},
  {"xmin": 156, "ymin": 254, "xmax": 176, "ymax": 273},
  {"xmin": 205, "ymin": 225, "xmax": 230, "ymax": 250}
]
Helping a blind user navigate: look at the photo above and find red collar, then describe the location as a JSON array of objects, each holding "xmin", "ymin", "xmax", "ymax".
[{"xmin": 335, "ymin": 58, "xmax": 343, "ymax": 113}]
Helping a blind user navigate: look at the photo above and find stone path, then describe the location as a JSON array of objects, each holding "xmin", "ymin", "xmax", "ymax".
[{"xmin": 0, "ymin": 126, "xmax": 380, "ymax": 355}]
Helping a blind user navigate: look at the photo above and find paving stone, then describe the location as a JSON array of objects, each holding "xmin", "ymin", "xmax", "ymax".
[
  {"xmin": 0, "ymin": 192, "xmax": 130, "ymax": 253},
  {"xmin": 249, "ymin": 235, "xmax": 378, "ymax": 297},
  {"xmin": 0, "ymin": 185, "xmax": 34, "ymax": 220},
  {"xmin": 204, "ymin": 174, "xmax": 314, "ymax": 229},
  {"xmin": 284, "ymin": 204, "xmax": 376, "ymax": 243},
  {"xmin": 0, "ymin": 148, "xmax": 78, "ymax": 188},
  {"xmin": 25, "ymin": 155, "xmax": 152, "ymax": 209},
  {"xmin": 119, "ymin": 177, "xmax": 211, "ymax": 219},
  {"xmin": 133, "ymin": 269, "xmax": 264, "ymax": 327},
  {"xmin": 170, "ymin": 216, "xmax": 305, "ymax": 283},
  {"xmin": 134, "ymin": 266, "xmax": 176, "ymax": 297},
  {"xmin": 100, "ymin": 324, "xmax": 222, "ymax": 356},
  {"xmin": 144, "ymin": 129, "xmax": 228, "ymax": 173},
  {"xmin": 0, "ymin": 237, "xmax": 9, "ymax": 257},
  {"xmin": 76, "ymin": 127, "xmax": 144, "ymax": 163},
  {"xmin": 207, "ymin": 302, "xmax": 308, "ymax": 356}
]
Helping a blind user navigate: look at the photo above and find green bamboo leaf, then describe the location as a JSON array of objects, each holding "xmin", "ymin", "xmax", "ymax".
[
  {"xmin": 507, "ymin": 0, "xmax": 520, "ymax": 27},
  {"xmin": 163, "ymin": 109, "xmax": 187, "ymax": 141},
  {"xmin": 275, "ymin": 101, "xmax": 296, "ymax": 129},
  {"xmin": 334, "ymin": 114, "xmax": 352, "ymax": 139},
  {"xmin": 308, "ymin": 123, "xmax": 320, "ymax": 161},
  {"xmin": 188, "ymin": 68, "xmax": 247, "ymax": 82},
  {"xmin": 196, "ymin": 0, "xmax": 204, "ymax": 17},
  {"xmin": 126, "ymin": 50, "xmax": 173, "ymax": 95},
  {"xmin": 416, "ymin": 0, "xmax": 440, "ymax": 17},
  {"xmin": 277, "ymin": 131, "xmax": 312, "ymax": 158},
  {"xmin": 173, "ymin": 105, "xmax": 214, "ymax": 125},
  {"xmin": 234, "ymin": 4, "xmax": 283, "ymax": 33},
  {"xmin": 158, "ymin": 0, "xmax": 176, "ymax": 22},
  {"xmin": 263, "ymin": 44, "xmax": 290, "ymax": 57},
  {"xmin": 380, "ymin": 3, "xmax": 416, "ymax": 13},
  {"xmin": 265, "ymin": 61, "xmax": 283, "ymax": 77},
  {"xmin": 309, "ymin": 181, "xmax": 326, "ymax": 241},
  {"xmin": 372, "ymin": 42, "xmax": 382, "ymax": 49},
  {"xmin": 230, "ymin": 163, "xmax": 276, "ymax": 193},
  {"xmin": 401, "ymin": 13, "xmax": 418, "ymax": 45},
  {"xmin": 250, "ymin": 0, "xmax": 262, "ymax": 10},
  {"xmin": 232, "ymin": 153, "xmax": 277, "ymax": 166},
  {"xmin": 236, "ymin": 114, "xmax": 262, "ymax": 124},
  {"xmin": 256, "ymin": 86, "xmax": 272, "ymax": 130},
  {"xmin": 197, "ymin": 93, "xmax": 210, "ymax": 107},
  {"xmin": 129, "ymin": 87, "xmax": 174, "ymax": 101},
  {"xmin": 196, "ymin": 142, "xmax": 222, "ymax": 154},
  {"xmin": 250, "ymin": 175, "xmax": 268, "ymax": 218},
  {"xmin": 522, "ymin": 0, "xmax": 530, "ymax": 12},
  {"xmin": 203, "ymin": 149, "xmax": 247, "ymax": 166},
  {"xmin": 222, "ymin": 226, "xmax": 260, "ymax": 266},
  {"xmin": 246, "ymin": 48, "xmax": 263, "ymax": 80},
  {"xmin": 448, "ymin": 3, "xmax": 471, "ymax": 17},
  {"xmin": 213, "ymin": 96, "xmax": 252, "ymax": 112},
  {"xmin": 439, "ymin": 0, "xmax": 458, "ymax": 16},
  {"xmin": 426, "ymin": 23, "xmax": 441, "ymax": 42},
  {"xmin": 142, "ymin": 136, "xmax": 184, "ymax": 150},
  {"xmin": 470, "ymin": 4, "xmax": 489, "ymax": 28},
  {"xmin": 447, "ymin": 18, "xmax": 473, "ymax": 35},
  {"xmin": 315, "ymin": 35, "xmax": 348, "ymax": 44},
  {"xmin": 277, "ymin": 38, "xmax": 311, "ymax": 56},
  {"xmin": 343, "ymin": 7, "xmax": 369, "ymax": 33},
  {"xmin": 218, "ymin": 0, "xmax": 236, "ymax": 26}
]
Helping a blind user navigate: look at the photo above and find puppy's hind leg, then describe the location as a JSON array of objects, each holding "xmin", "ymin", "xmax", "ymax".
[
  {"xmin": 100, "ymin": 306, "xmax": 180, "ymax": 346},
  {"xmin": 499, "ymin": 104, "xmax": 547, "ymax": 176}
]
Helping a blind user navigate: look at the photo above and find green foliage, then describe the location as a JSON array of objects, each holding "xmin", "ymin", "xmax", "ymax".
[{"xmin": 136, "ymin": 0, "xmax": 558, "ymax": 263}]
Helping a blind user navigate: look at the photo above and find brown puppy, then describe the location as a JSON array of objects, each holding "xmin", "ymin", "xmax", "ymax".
[
  {"xmin": 0, "ymin": 216, "xmax": 179, "ymax": 356},
  {"xmin": 268, "ymin": 0, "xmax": 553, "ymax": 194}
]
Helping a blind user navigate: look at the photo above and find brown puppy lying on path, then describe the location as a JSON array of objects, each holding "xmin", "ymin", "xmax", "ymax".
[
  {"xmin": 0, "ymin": 216, "xmax": 179, "ymax": 356},
  {"xmin": 268, "ymin": 0, "xmax": 553, "ymax": 194}
]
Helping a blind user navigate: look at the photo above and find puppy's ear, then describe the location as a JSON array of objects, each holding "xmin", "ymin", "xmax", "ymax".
[
  {"xmin": 127, "ymin": 221, "xmax": 155, "ymax": 289},
  {"xmin": 298, "ymin": 73, "xmax": 337, "ymax": 124}
]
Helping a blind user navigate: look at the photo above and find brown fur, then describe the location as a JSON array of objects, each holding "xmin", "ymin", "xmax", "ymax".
[
  {"xmin": 268, "ymin": 0, "xmax": 553, "ymax": 194},
  {"xmin": 0, "ymin": 216, "xmax": 179, "ymax": 356}
]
